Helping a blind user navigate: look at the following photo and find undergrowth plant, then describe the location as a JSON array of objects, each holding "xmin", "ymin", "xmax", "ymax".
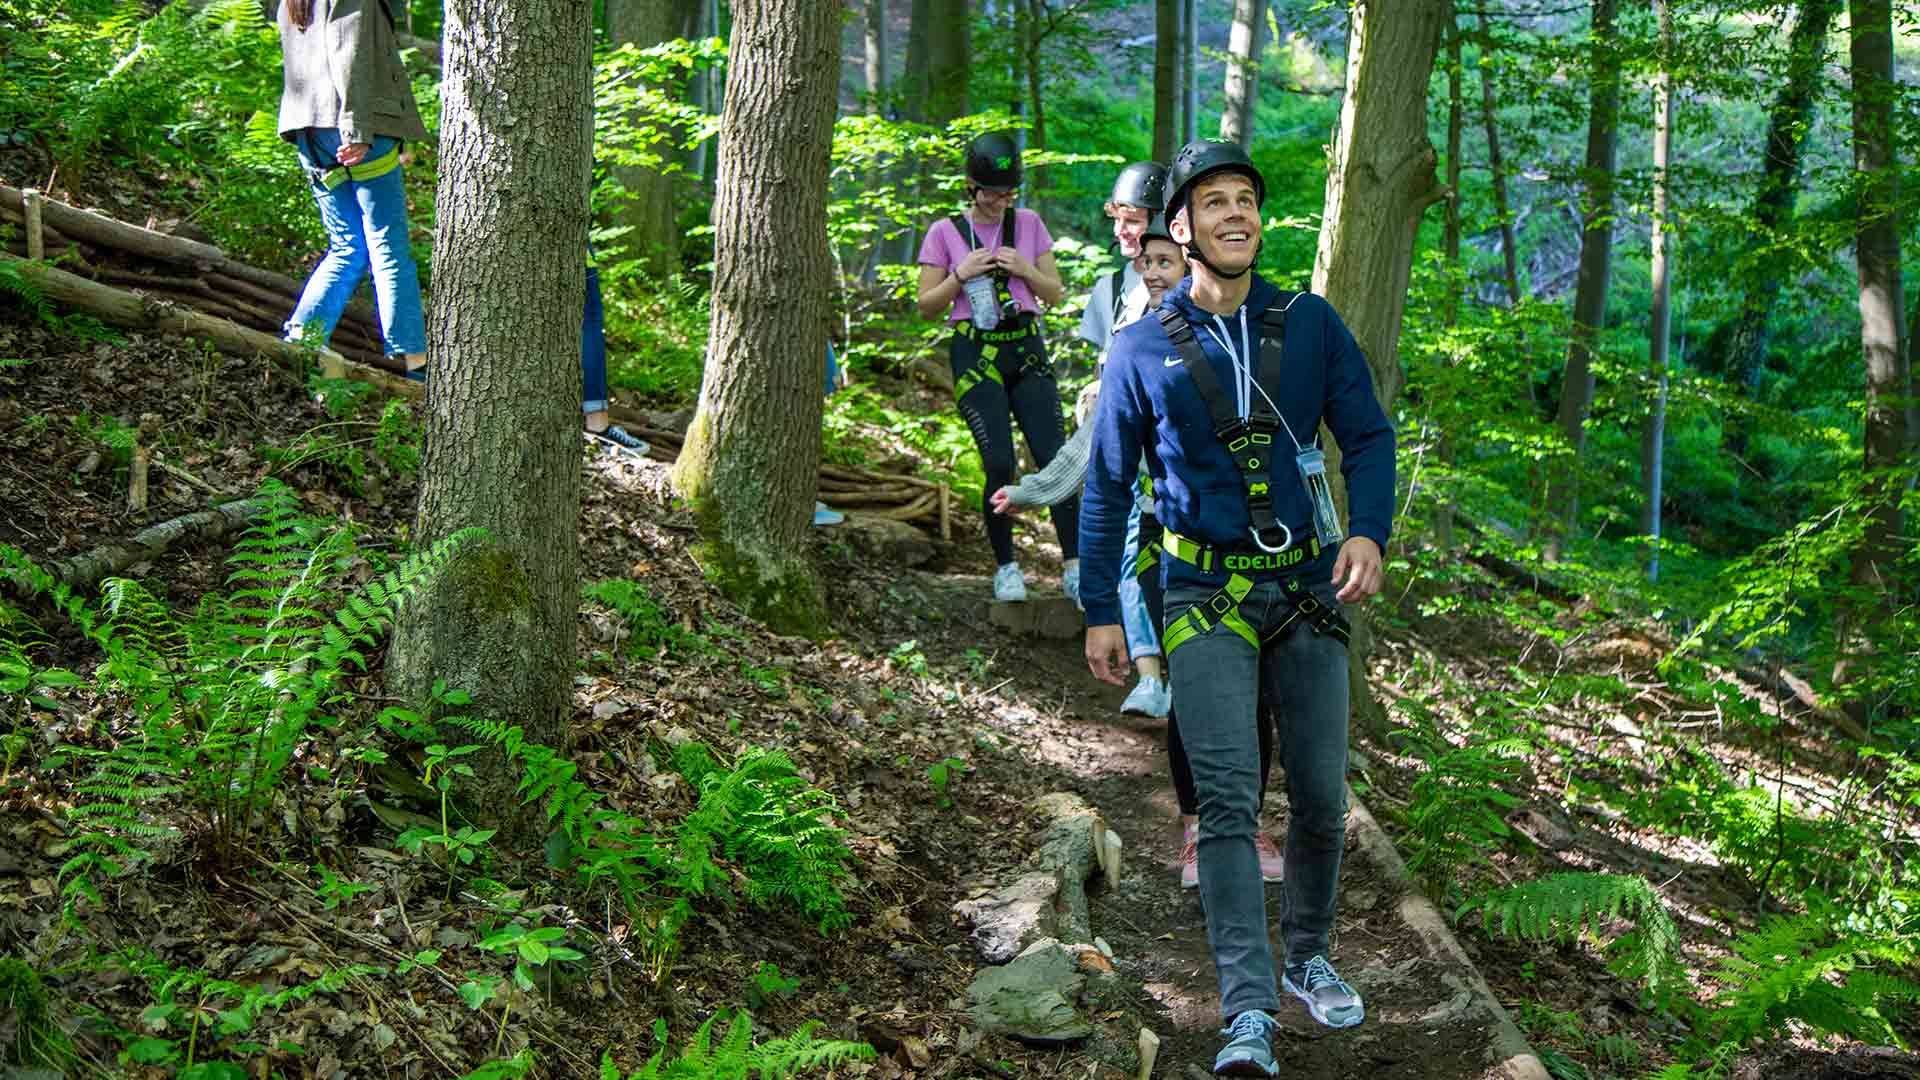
[
  {"xmin": 1461, "ymin": 872, "xmax": 1689, "ymax": 1009},
  {"xmin": 1399, "ymin": 736, "xmax": 1529, "ymax": 899},
  {"xmin": 0, "ymin": 481, "xmax": 482, "ymax": 893},
  {"xmin": 607, "ymin": 1012, "xmax": 873, "ymax": 1080}
]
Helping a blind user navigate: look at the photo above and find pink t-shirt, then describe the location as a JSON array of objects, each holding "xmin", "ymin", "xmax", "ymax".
[{"xmin": 917, "ymin": 208, "xmax": 1055, "ymax": 325}]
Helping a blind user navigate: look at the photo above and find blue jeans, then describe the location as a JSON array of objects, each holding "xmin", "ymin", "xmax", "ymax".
[
  {"xmin": 286, "ymin": 129, "xmax": 427, "ymax": 357},
  {"xmin": 1164, "ymin": 576, "xmax": 1350, "ymax": 1019},
  {"xmin": 1117, "ymin": 499, "xmax": 1160, "ymax": 661},
  {"xmin": 582, "ymin": 265, "xmax": 608, "ymax": 414}
]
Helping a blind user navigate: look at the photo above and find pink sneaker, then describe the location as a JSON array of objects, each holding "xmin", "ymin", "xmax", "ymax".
[
  {"xmin": 1255, "ymin": 832, "xmax": 1285, "ymax": 882},
  {"xmin": 1179, "ymin": 824, "xmax": 1199, "ymax": 890}
]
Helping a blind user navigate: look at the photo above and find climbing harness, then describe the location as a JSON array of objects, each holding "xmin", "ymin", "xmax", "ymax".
[
  {"xmin": 299, "ymin": 134, "xmax": 403, "ymax": 193},
  {"xmin": 951, "ymin": 313, "xmax": 1041, "ymax": 399},
  {"xmin": 1162, "ymin": 571, "xmax": 1350, "ymax": 656}
]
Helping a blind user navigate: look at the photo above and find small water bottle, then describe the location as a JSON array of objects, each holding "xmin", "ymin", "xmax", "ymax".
[{"xmin": 963, "ymin": 273, "xmax": 1001, "ymax": 331}]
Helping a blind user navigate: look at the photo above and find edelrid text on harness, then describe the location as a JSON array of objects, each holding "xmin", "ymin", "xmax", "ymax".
[{"xmin": 1162, "ymin": 572, "xmax": 1349, "ymax": 654}]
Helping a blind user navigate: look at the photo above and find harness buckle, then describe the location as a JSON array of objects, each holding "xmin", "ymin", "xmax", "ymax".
[{"xmin": 1250, "ymin": 521, "xmax": 1294, "ymax": 554}]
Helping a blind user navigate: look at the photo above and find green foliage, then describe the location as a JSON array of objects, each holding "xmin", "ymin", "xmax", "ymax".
[
  {"xmin": 0, "ymin": 955, "xmax": 75, "ymax": 1069},
  {"xmin": 1462, "ymin": 872, "xmax": 1689, "ymax": 1008},
  {"xmin": 1400, "ymin": 738, "xmax": 1528, "ymax": 899},
  {"xmin": 1704, "ymin": 909, "xmax": 1920, "ymax": 1051},
  {"xmin": 0, "ymin": 482, "xmax": 481, "ymax": 889},
  {"xmin": 603, "ymin": 1012, "xmax": 873, "ymax": 1080},
  {"xmin": 925, "ymin": 756, "xmax": 969, "ymax": 809},
  {"xmin": 107, "ymin": 947, "xmax": 376, "ymax": 1072},
  {"xmin": 743, "ymin": 961, "xmax": 800, "ymax": 1011},
  {"xmin": 582, "ymin": 578, "xmax": 697, "ymax": 655}
]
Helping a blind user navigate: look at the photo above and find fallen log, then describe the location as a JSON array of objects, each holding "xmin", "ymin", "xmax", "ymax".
[
  {"xmin": 47, "ymin": 499, "xmax": 266, "ymax": 592},
  {"xmin": 2, "ymin": 252, "xmax": 348, "ymax": 374},
  {"xmin": 1, "ymin": 183, "xmax": 225, "ymax": 268}
]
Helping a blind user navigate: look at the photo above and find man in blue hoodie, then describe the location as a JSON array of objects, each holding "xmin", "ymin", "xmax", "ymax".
[{"xmin": 1079, "ymin": 141, "xmax": 1395, "ymax": 1077}]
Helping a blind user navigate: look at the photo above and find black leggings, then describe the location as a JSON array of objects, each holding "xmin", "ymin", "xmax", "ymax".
[
  {"xmin": 1136, "ymin": 512, "xmax": 1274, "ymax": 816},
  {"xmin": 950, "ymin": 324, "xmax": 1079, "ymax": 565}
]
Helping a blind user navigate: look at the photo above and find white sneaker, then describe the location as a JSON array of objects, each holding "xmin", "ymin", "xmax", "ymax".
[
  {"xmin": 1062, "ymin": 562, "xmax": 1082, "ymax": 609},
  {"xmin": 1120, "ymin": 675, "xmax": 1171, "ymax": 718},
  {"xmin": 993, "ymin": 563, "xmax": 1027, "ymax": 603}
]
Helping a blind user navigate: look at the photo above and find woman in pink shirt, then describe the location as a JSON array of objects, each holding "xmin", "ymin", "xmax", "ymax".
[{"xmin": 916, "ymin": 133, "xmax": 1076, "ymax": 605}]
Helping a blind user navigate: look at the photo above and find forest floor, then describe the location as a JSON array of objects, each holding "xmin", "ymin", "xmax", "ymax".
[{"xmin": 3, "ymin": 242, "xmax": 1917, "ymax": 1077}]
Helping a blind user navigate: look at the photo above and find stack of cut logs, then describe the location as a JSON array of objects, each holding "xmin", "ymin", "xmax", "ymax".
[
  {"xmin": 0, "ymin": 183, "xmax": 396, "ymax": 372},
  {"xmin": 0, "ymin": 184, "xmax": 960, "ymax": 536}
]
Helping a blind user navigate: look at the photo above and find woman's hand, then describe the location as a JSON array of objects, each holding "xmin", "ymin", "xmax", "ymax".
[
  {"xmin": 336, "ymin": 141, "xmax": 371, "ymax": 166},
  {"xmin": 989, "ymin": 486, "xmax": 1024, "ymax": 516},
  {"xmin": 956, "ymin": 247, "xmax": 997, "ymax": 282},
  {"xmin": 991, "ymin": 247, "xmax": 1035, "ymax": 281}
]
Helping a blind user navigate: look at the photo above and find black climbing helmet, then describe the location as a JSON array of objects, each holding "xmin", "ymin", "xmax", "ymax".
[
  {"xmin": 1139, "ymin": 212, "xmax": 1176, "ymax": 247},
  {"xmin": 965, "ymin": 133, "xmax": 1023, "ymax": 190},
  {"xmin": 1109, "ymin": 161, "xmax": 1168, "ymax": 211},
  {"xmin": 1163, "ymin": 139, "xmax": 1266, "ymax": 223}
]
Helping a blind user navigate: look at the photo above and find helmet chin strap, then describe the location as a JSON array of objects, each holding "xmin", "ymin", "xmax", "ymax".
[{"xmin": 1184, "ymin": 231, "xmax": 1261, "ymax": 282}]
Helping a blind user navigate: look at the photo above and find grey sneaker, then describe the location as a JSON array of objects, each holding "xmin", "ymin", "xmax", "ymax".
[
  {"xmin": 590, "ymin": 425, "xmax": 651, "ymax": 457},
  {"xmin": 1283, "ymin": 954, "xmax": 1364, "ymax": 1029},
  {"xmin": 1213, "ymin": 1009, "xmax": 1280, "ymax": 1076},
  {"xmin": 993, "ymin": 563, "xmax": 1027, "ymax": 603},
  {"xmin": 1120, "ymin": 675, "xmax": 1171, "ymax": 718}
]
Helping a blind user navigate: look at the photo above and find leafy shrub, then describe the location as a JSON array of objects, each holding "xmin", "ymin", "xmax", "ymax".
[
  {"xmin": 604, "ymin": 1012, "xmax": 873, "ymax": 1080},
  {"xmin": 1461, "ymin": 872, "xmax": 1688, "ymax": 1008}
]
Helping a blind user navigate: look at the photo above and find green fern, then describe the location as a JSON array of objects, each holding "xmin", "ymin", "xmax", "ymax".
[
  {"xmin": 603, "ymin": 1012, "xmax": 873, "ymax": 1080},
  {"xmin": 4, "ymin": 482, "xmax": 482, "ymax": 879},
  {"xmin": 1706, "ymin": 911, "xmax": 1920, "ymax": 1049},
  {"xmin": 1402, "ymin": 739, "xmax": 1527, "ymax": 898},
  {"xmin": 0, "ymin": 259, "xmax": 52, "ymax": 322},
  {"xmin": 1461, "ymin": 872, "xmax": 1689, "ymax": 1008}
]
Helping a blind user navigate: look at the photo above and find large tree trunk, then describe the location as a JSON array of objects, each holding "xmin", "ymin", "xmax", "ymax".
[
  {"xmin": 904, "ymin": 0, "xmax": 931, "ymax": 120},
  {"xmin": 1547, "ymin": 0, "xmax": 1620, "ymax": 558},
  {"xmin": 866, "ymin": 0, "xmax": 888, "ymax": 116},
  {"xmin": 925, "ymin": 0, "xmax": 970, "ymax": 124},
  {"xmin": 1711, "ymin": 0, "xmax": 1841, "ymax": 404},
  {"xmin": 1021, "ymin": 0, "xmax": 1048, "ymax": 190},
  {"xmin": 1180, "ymin": 0, "xmax": 1198, "ymax": 144},
  {"xmin": 607, "ymin": 0, "xmax": 698, "ymax": 277},
  {"xmin": 1219, "ymin": 0, "xmax": 1265, "ymax": 147},
  {"xmin": 1153, "ymin": 0, "xmax": 1179, "ymax": 161},
  {"xmin": 1642, "ymin": 0, "xmax": 1673, "ymax": 582},
  {"xmin": 1477, "ymin": 13, "xmax": 1521, "ymax": 307},
  {"xmin": 669, "ymin": 0, "xmax": 838, "ymax": 635},
  {"xmin": 1847, "ymin": 0, "xmax": 1908, "ymax": 593},
  {"xmin": 389, "ymin": 0, "xmax": 591, "ymax": 840},
  {"xmin": 1311, "ymin": 0, "xmax": 1447, "ymax": 743}
]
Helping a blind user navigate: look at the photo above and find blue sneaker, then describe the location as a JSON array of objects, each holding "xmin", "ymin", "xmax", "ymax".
[
  {"xmin": 812, "ymin": 500, "xmax": 845, "ymax": 527},
  {"xmin": 1283, "ymin": 955, "xmax": 1364, "ymax": 1029},
  {"xmin": 1214, "ymin": 1009, "xmax": 1279, "ymax": 1076}
]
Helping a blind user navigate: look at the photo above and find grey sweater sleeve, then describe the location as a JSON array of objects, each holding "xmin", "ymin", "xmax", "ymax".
[{"xmin": 1004, "ymin": 422, "xmax": 1092, "ymax": 508}]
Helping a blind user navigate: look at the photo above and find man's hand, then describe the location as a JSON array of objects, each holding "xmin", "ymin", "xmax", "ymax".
[
  {"xmin": 1086, "ymin": 624, "xmax": 1129, "ymax": 686},
  {"xmin": 988, "ymin": 486, "xmax": 1023, "ymax": 516},
  {"xmin": 956, "ymin": 248, "xmax": 997, "ymax": 281},
  {"xmin": 1331, "ymin": 536, "xmax": 1383, "ymax": 603},
  {"xmin": 336, "ymin": 141, "xmax": 371, "ymax": 166}
]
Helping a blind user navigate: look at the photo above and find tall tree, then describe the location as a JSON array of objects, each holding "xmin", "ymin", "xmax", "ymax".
[
  {"xmin": 669, "ymin": 0, "xmax": 838, "ymax": 634},
  {"xmin": 924, "ymin": 0, "xmax": 970, "ymax": 124},
  {"xmin": 1219, "ymin": 0, "xmax": 1265, "ymax": 147},
  {"xmin": 1180, "ymin": 0, "xmax": 1198, "ymax": 143},
  {"xmin": 1707, "ymin": 0, "xmax": 1841, "ymax": 402},
  {"xmin": 904, "ymin": 0, "xmax": 931, "ymax": 120},
  {"xmin": 1477, "ymin": 12, "xmax": 1521, "ymax": 306},
  {"xmin": 865, "ymin": 0, "xmax": 888, "ymax": 116},
  {"xmin": 1846, "ymin": 0, "xmax": 1909, "ymax": 593},
  {"xmin": 1153, "ymin": 0, "xmax": 1178, "ymax": 161},
  {"xmin": 1311, "ymin": 0, "xmax": 1448, "ymax": 739},
  {"xmin": 1548, "ymin": 0, "xmax": 1621, "ymax": 556},
  {"xmin": 607, "ymin": 0, "xmax": 699, "ymax": 276},
  {"xmin": 1019, "ymin": 0, "xmax": 1048, "ymax": 186},
  {"xmin": 1436, "ymin": 10, "xmax": 1464, "ymax": 551},
  {"xmin": 1642, "ymin": 0, "xmax": 1674, "ymax": 582},
  {"xmin": 390, "ymin": 0, "xmax": 592, "ymax": 836}
]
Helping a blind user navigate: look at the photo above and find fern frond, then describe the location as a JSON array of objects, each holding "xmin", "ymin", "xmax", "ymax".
[{"xmin": 1461, "ymin": 872, "xmax": 1689, "ymax": 1007}]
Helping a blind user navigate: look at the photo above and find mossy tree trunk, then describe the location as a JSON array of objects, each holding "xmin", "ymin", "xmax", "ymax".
[
  {"xmin": 669, "ymin": 0, "xmax": 837, "ymax": 637},
  {"xmin": 924, "ymin": 0, "xmax": 970, "ymax": 124},
  {"xmin": 1152, "ymin": 0, "xmax": 1177, "ymax": 162},
  {"xmin": 1309, "ymin": 0, "xmax": 1447, "ymax": 744},
  {"xmin": 607, "ymin": 0, "xmax": 699, "ymax": 277},
  {"xmin": 390, "ymin": 0, "xmax": 591, "ymax": 841}
]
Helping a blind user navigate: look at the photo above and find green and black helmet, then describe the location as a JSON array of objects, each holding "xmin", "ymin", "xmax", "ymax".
[
  {"xmin": 1109, "ymin": 161, "xmax": 1168, "ymax": 211},
  {"xmin": 1163, "ymin": 139, "xmax": 1265, "ymax": 223},
  {"xmin": 965, "ymin": 133, "xmax": 1023, "ymax": 190}
]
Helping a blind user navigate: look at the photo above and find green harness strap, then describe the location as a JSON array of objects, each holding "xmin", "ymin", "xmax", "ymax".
[
  {"xmin": 320, "ymin": 145, "xmax": 403, "ymax": 191},
  {"xmin": 1162, "ymin": 573, "xmax": 1259, "ymax": 655}
]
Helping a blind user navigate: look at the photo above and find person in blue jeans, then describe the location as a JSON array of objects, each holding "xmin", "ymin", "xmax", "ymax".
[
  {"xmin": 269, "ymin": 0, "xmax": 429, "ymax": 374},
  {"xmin": 815, "ymin": 345, "xmax": 844, "ymax": 526},
  {"xmin": 1081, "ymin": 142, "xmax": 1395, "ymax": 1076},
  {"xmin": 580, "ymin": 264, "xmax": 651, "ymax": 456}
]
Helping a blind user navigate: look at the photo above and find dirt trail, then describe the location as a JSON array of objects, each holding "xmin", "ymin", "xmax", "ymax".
[{"xmin": 881, "ymin": 569, "xmax": 1536, "ymax": 1079}]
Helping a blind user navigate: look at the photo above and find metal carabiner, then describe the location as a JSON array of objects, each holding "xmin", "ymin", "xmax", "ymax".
[{"xmin": 1249, "ymin": 520, "xmax": 1293, "ymax": 554}]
